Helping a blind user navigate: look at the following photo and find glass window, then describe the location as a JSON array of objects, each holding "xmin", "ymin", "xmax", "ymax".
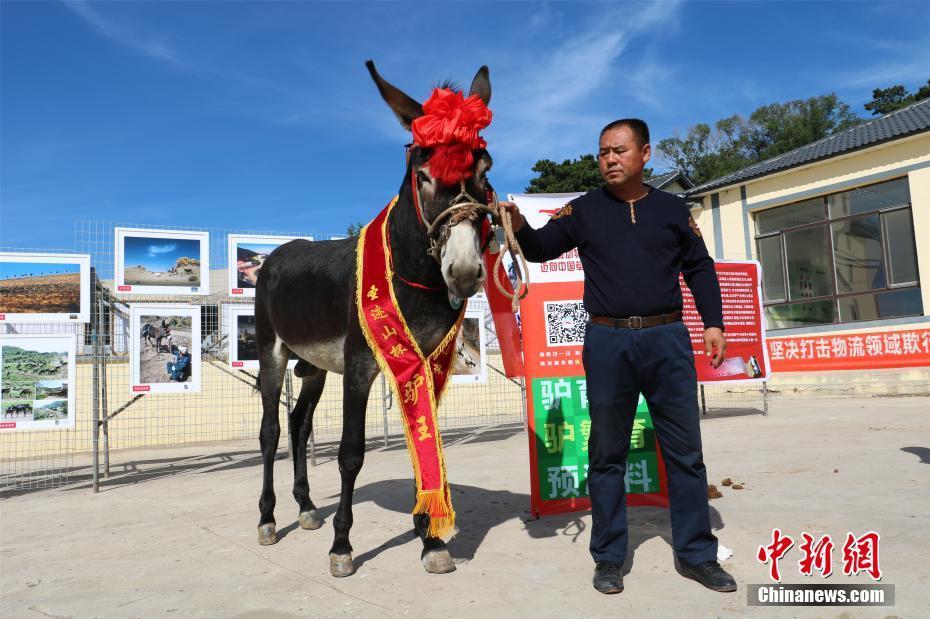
[
  {"xmin": 755, "ymin": 177, "xmax": 919, "ymax": 330},
  {"xmin": 764, "ymin": 299, "xmax": 836, "ymax": 329},
  {"xmin": 831, "ymin": 214, "xmax": 885, "ymax": 293},
  {"xmin": 784, "ymin": 226, "xmax": 833, "ymax": 300},
  {"xmin": 837, "ymin": 288, "xmax": 923, "ymax": 322},
  {"xmin": 884, "ymin": 209, "xmax": 919, "ymax": 285},
  {"xmin": 757, "ymin": 236, "xmax": 786, "ymax": 302},
  {"xmin": 827, "ymin": 177, "xmax": 910, "ymax": 218},
  {"xmin": 756, "ymin": 198, "xmax": 825, "ymax": 235}
]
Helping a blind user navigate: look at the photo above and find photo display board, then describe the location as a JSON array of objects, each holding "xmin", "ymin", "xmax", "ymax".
[
  {"xmin": 130, "ymin": 304, "xmax": 202, "ymax": 393},
  {"xmin": 0, "ymin": 252, "xmax": 90, "ymax": 323},
  {"xmin": 115, "ymin": 228, "xmax": 210, "ymax": 296},
  {"xmin": 450, "ymin": 306, "xmax": 487, "ymax": 385},
  {"xmin": 227, "ymin": 234, "xmax": 311, "ymax": 297},
  {"xmin": 225, "ymin": 304, "xmax": 297, "ymax": 370},
  {"xmin": 1, "ymin": 334, "xmax": 77, "ymax": 432}
]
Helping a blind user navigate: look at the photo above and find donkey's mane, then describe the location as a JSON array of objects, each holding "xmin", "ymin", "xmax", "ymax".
[{"xmin": 434, "ymin": 80, "xmax": 459, "ymax": 93}]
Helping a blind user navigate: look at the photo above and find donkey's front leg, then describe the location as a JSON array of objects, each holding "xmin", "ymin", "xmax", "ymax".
[
  {"xmin": 329, "ymin": 353, "xmax": 377, "ymax": 577},
  {"xmin": 414, "ymin": 513, "xmax": 456, "ymax": 574}
]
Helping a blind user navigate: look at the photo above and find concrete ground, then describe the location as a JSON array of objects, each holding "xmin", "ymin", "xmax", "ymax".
[{"xmin": 1, "ymin": 397, "xmax": 928, "ymax": 618}]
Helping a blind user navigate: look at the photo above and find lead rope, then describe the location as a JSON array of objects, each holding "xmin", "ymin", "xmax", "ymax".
[
  {"xmin": 488, "ymin": 190, "xmax": 530, "ymax": 313},
  {"xmin": 420, "ymin": 181, "xmax": 531, "ymax": 313}
]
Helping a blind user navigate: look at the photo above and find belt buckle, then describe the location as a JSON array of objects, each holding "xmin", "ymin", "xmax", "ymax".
[{"xmin": 629, "ymin": 315, "xmax": 644, "ymax": 329}]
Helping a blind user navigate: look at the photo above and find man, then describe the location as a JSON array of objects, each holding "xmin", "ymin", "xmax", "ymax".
[
  {"xmin": 166, "ymin": 345, "xmax": 191, "ymax": 382},
  {"xmin": 499, "ymin": 119, "xmax": 736, "ymax": 595}
]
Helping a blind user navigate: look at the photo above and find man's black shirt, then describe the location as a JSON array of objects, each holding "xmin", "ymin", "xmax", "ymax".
[{"xmin": 514, "ymin": 186, "xmax": 724, "ymax": 329}]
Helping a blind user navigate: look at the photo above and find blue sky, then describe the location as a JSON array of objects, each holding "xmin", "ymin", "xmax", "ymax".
[
  {"xmin": 237, "ymin": 242, "xmax": 281, "ymax": 255},
  {"xmin": 0, "ymin": 261, "xmax": 79, "ymax": 279},
  {"xmin": 123, "ymin": 236, "xmax": 200, "ymax": 270},
  {"xmin": 2, "ymin": 1, "xmax": 929, "ymax": 252}
]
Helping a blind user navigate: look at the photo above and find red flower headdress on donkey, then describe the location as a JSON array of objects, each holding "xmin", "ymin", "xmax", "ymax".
[{"xmin": 411, "ymin": 88, "xmax": 492, "ymax": 186}]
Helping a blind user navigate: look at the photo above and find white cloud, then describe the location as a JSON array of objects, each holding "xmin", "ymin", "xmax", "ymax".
[
  {"xmin": 64, "ymin": 1, "xmax": 183, "ymax": 66},
  {"xmin": 146, "ymin": 243, "xmax": 177, "ymax": 257},
  {"xmin": 484, "ymin": 1, "xmax": 683, "ymax": 177},
  {"xmin": 63, "ymin": 1, "xmax": 293, "ymax": 98}
]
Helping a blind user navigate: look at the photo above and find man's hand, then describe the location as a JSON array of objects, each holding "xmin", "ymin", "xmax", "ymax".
[
  {"xmin": 703, "ymin": 327, "xmax": 727, "ymax": 368},
  {"xmin": 497, "ymin": 201, "xmax": 525, "ymax": 232}
]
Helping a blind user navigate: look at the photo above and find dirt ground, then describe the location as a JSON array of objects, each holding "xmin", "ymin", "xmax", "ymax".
[
  {"xmin": 124, "ymin": 266, "xmax": 201, "ymax": 287},
  {"xmin": 139, "ymin": 326, "xmax": 192, "ymax": 384},
  {"xmin": 0, "ymin": 273, "xmax": 80, "ymax": 313},
  {"xmin": 1, "ymin": 396, "xmax": 928, "ymax": 618}
]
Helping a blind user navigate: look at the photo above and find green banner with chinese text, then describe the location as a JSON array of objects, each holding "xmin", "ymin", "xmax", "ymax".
[{"xmin": 532, "ymin": 376, "xmax": 661, "ymax": 503}]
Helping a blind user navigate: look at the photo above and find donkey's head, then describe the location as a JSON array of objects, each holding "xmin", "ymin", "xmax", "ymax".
[{"xmin": 367, "ymin": 61, "xmax": 494, "ymax": 299}]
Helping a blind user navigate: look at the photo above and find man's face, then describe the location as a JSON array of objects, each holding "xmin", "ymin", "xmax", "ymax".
[{"xmin": 598, "ymin": 125, "xmax": 651, "ymax": 188}]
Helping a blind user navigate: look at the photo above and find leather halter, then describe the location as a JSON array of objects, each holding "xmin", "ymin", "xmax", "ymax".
[{"xmin": 411, "ymin": 174, "xmax": 497, "ymax": 263}]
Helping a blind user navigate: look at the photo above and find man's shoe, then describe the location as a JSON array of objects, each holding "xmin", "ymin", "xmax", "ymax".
[
  {"xmin": 680, "ymin": 560, "xmax": 737, "ymax": 592},
  {"xmin": 592, "ymin": 560, "xmax": 624, "ymax": 594}
]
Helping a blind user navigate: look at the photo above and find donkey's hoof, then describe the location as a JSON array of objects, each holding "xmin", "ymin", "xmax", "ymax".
[
  {"xmin": 329, "ymin": 553, "xmax": 355, "ymax": 578},
  {"xmin": 422, "ymin": 549, "xmax": 456, "ymax": 574},
  {"xmin": 298, "ymin": 510, "xmax": 324, "ymax": 530},
  {"xmin": 257, "ymin": 523, "xmax": 278, "ymax": 546}
]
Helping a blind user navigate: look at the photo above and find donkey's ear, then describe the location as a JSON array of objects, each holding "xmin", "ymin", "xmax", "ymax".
[
  {"xmin": 366, "ymin": 60, "xmax": 423, "ymax": 131},
  {"xmin": 468, "ymin": 66, "xmax": 491, "ymax": 105}
]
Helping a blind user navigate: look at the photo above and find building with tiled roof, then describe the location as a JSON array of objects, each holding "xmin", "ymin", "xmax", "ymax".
[{"xmin": 686, "ymin": 97, "xmax": 930, "ymax": 379}]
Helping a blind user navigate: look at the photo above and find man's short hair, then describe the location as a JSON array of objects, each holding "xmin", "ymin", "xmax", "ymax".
[{"xmin": 599, "ymin": 118, "xmax": 650, "ymax": 146}]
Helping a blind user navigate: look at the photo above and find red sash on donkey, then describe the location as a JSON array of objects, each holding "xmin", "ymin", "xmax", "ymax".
[{"xmin": 356, "ymin": 197, "xmax": 463, "ymax": 538}]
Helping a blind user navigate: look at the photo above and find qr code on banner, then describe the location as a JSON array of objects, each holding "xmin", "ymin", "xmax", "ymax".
[{"xmin": 545, "ymin": 300, "xmax": 587, "ymax": 346}]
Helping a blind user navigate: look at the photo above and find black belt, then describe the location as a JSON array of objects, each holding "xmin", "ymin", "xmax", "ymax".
[{"xmin": 588, "ymin": 311, "xmax": 682, "ymax": 330}]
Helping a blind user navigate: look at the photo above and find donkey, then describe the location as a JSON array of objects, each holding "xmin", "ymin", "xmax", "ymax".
[
  {"xmin": 254, "ymin": 61, "xmax": 494, "ymax": 578},
  {"xmin": 141, "ymin": 323, "xmax": 171, "ymax": 352}
]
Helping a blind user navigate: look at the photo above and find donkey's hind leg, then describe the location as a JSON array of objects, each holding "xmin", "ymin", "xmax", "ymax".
[
  {"xmin": 414, "ymin": 513, "xmax": 456, "ymax": 574},
  {"xmin": 290, "ymin": 360, "xmax": 327, "ymax": 531},
  {"xmin": 257, "ymin": 337, "xmax": 290, "ymax": 546}
]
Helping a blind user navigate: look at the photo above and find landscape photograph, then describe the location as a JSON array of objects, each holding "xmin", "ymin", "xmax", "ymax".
[
  {"xmin": 2, "ymin": 344, "xmax": 69, "ymax": 384},
  {"xmin": 122, "ymin": 235, "xmax": 202, "ymax": 287},
  {"xmin": 0, "ymin": 253, "xmax": 89, "ymax": 320},
  {"xmin": 0, "ymin": 335, "xmax": 75, "ymax": 429},
  {"xmin": 36, "ymin": 379, "xmax": 68, "ymax": 400},
  {"xmin": 32, "ymin": 398, "xmax": 68, "ymax": 421}
]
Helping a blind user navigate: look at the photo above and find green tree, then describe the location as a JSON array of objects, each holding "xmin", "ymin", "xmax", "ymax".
[
  {"xmin": 346, "ymin": 221, "xmax": 364, "ymax": 237},
  {"xmin": 656, "ymin": 94, "xmax": 862, "ymax": 185},
  {"xmin": 657, "ymin": 117, "xmax": 753, "ymax": 186},
  {"xmin": 525, "ymin": 154, "xmax": 652, "ymax": 193},
  {"xmin": 864, "ymin": 79, "xmax": 930, "ymax": 115}
]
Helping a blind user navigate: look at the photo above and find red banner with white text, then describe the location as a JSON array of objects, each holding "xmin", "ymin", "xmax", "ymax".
[
  {"xmin": 682, "ymin": 261, "xmax": 770, "ymax": 383},
  {"xmin": 768, "ymin": 328, "xmax": 930, "ymax": 372}
]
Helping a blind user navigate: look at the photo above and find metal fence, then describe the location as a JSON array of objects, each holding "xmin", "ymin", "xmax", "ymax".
[{"xmin": 0, "ymin": 222, "xmax": 526, "ymax": 495}]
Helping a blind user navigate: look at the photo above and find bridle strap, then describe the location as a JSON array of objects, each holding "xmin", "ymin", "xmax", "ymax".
[
  {"xmin": 387, "ymin": 178, "xmax": 444, "ymax": 292},
  {"xmin": 411, "ymin": 172, "xmax": 426, "ymax": 228},
  {"xmin": 422, "ymin": 181, "xmax": 498, "ymax": 264}
]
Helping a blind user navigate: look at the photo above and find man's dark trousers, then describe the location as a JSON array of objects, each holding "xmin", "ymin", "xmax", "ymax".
[{"xmin": 583, "ymin": 320, "xmax": 718, "ymax": 567}]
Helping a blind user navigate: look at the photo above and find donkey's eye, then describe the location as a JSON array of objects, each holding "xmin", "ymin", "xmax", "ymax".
[{"xmin": 416, "ymin": 170, "xmax": 431, "ymax": 184}]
